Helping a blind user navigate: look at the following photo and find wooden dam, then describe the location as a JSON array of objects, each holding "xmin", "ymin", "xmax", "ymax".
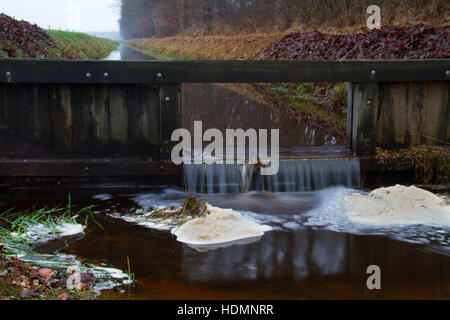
[{"xmin": 0, "ymin": 58, "xmax": 448, "ymax": 189}]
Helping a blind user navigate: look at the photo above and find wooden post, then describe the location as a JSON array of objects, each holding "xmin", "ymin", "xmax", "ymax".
[
  {"xmin": 347, "ymin": 82, "xmax": 354, "ymax": 148},
  {"xmin": 351, "ymin": 83, "xmax": 380, "ymax": 156},
  {"xmin": 159, "ymin": 84, "xmax": 182, "ymax": 160}
]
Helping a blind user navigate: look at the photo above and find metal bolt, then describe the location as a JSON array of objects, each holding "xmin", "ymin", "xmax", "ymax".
[
  {"xmin": 156, "ymin": 73, "xmax": 163, "ymax": 78},
  {"xmin": 367, "ymin": 99, "xmax": 373, "ymax": 105},
  {"xmin": 164, "ymin": 97, "xmax": 171, "ymax": 102},
  {"xmin": 446, "ymin": 70, "xmax": 450, "ymax": 78},
  {"xmin": 5, "ymin": 72, "xmax": 11, "ymax": 77},
  {"xmin": 370, "ymin": 70, "xmax": 376, "ymax": 79},
  {"xmin": 86, "ymin": 73, "xmax": 92, "ymax": 78},
  {"xmin": 104, "ymin": 72, "xmax": 109, "ymax": 78}
]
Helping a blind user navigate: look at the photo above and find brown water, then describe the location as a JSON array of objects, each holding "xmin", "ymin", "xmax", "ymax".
[
  {"xmin": 2, "ymin": 45, "xmax": 447, "ymax": 300},
  {"xmin": 1, "ymin": 188, "xmax": 448, "ymax": 300}
]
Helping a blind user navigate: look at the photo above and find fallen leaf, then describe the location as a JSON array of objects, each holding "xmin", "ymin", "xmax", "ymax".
[
  {"xmin": 57, "ymin": 292, "xmax": 69, "ymax": 300},
  {"xmin": 38, "ymin": 268, "xmax": 55, "ymax": 278}
]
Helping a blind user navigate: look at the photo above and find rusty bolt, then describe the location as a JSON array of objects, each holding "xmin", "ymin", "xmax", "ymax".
[{"xmin": 83, "ymin": 167, "xmax": 90, "ymax": 172}]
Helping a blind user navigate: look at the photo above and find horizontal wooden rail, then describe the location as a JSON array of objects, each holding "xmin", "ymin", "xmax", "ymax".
[{"xmin": 0, "ymin": 59, "xmax": 448, "ymax": 84}]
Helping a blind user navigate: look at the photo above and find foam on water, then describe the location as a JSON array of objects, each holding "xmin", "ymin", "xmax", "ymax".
[
  {"xmin": 303, "ymin": 187, "xmax": 450, "ymax": 253},
  {"xmin": 172, "ymin": 204, "xmax": 272, "ymax": 246}
]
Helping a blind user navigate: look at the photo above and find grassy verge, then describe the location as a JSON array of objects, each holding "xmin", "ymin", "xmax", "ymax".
[
  {"xmin": 0, "ymin": 30, "xmax": 118, "ymax": 59},
  {"xmin": 45, "ymin": 30, "xmax": 119, "ymax": 59}
]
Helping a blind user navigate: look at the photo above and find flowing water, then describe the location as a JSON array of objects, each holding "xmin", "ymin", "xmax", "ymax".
[
  {"xmin": 184, "ymin": 159, "xmax": 361, "ymax": 194},
  {"xmin": 1, "ymin": 188, "xmax": 448, "ymax": 300},
  {"xmin": 1, "ymin": 45, "xmax": 447, "ymax": 299}
]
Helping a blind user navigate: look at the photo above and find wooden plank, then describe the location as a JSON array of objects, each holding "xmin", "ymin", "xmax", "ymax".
[
  {"xmin": 0, "ymin": 59, "xmax": 448, "ymax": 84},
  {"xmin": 353, "ymin": 83, "xmax": 380, "ymax": 155},
  {"xmin": 50, "ymin": 85, "xmax": 73, "ymax": 150},
  {"xmin": 376, "ymin": 82, "xmax": 450, "ymax": 148},
  {"xmin": 0, "ymin": 159, "xmax": 183, "ymax": 177},
  {"xmin": 126, "ymin": 85, "xmax": 160, "ymax": 155},
  {"xmin": 159, "ymin": 84, "xmax": 181, "ymax": 160},
  {"xmin": 346, "ymin": 83, "xmax": 354, "ymax": 148}
]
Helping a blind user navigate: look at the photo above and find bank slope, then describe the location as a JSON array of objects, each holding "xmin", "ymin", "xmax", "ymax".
[{"xmin": 0, "ymin": 13, "xmax": 118, "ymax": 59}]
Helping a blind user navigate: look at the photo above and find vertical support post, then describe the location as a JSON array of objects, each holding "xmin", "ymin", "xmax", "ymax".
[
  {"xmin": 351, "ymin": 83, "xmax": 380, "ymax": 156},
  {"xmin": 159, "ymin": 83, "xmax": 182, "ymax": 160},
  {"xmin": 347, "ymin": 82, "xmax": 354, "ymax": 148}
]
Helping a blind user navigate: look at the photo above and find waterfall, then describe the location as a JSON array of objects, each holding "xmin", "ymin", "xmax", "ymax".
[{"xmin": 184, "ymin": 159, "xmax": 361, "ymax": 194}]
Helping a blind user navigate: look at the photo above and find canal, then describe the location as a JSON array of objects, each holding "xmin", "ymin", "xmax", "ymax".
[{"xmin": 0, "ymin": 45, "xmax": 448, "ymax": 300}]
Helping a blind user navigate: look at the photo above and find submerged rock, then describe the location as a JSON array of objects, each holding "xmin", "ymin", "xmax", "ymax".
[{"xmin": 344, "ymin": 185, "xmax": 450, "ymax": 226}]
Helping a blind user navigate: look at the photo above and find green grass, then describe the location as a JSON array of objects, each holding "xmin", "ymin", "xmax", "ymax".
[
  {"xmin": 46, "ymin": 30, "xmax": 119, "ymax": 59},
  {"xmin": 0, "ymin": 29, "xmax": 118, "ymax": 59}
]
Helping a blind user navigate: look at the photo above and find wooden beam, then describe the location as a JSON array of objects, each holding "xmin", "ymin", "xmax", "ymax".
[
  {"xmin": 0, "ymin": 159, "xmax": 183, "ymax": 177},
  {"xmin": 159, "ymin": 84, "xmax": 182, "ymax": 160},
  {"xmin": 0, "ymin": 59, "xmax": 448, "ymax": 84},
  {"xmin": 352, "ymin": 83, "xmax": 380, "ymax": 155}
]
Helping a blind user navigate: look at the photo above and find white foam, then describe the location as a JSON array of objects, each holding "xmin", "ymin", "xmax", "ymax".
[
  {"xmin": 93, "ymin": 194, "xmax": 113, "ymax": 201},
  {"xmin": 15, "ymin": 222, "xmax": 85, "ymax": 243},
  {"xmin": 303, "ymin": 186, "xmax": 450, "ymax": 253},
  {"xmin": 172, "ymin": 204, "xmax": 272, "ymax": 246},
  {"xmin": 344, "ymin": 185, "xmax": 450, "ymax": 226}
]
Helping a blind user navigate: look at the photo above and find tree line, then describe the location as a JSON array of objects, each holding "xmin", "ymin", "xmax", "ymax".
[{"xmin": 118, "ymin": 0, "xmax": 447, "ymax": 39}]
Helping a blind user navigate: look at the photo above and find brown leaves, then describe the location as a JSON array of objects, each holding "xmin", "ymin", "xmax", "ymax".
[
  {"xmin": 0, "ymin": 13, "xmax": 55, "ymax": 58},
  {"xmin": 264, "ymin": 25, "xmax": 450, "ymax": 61}
]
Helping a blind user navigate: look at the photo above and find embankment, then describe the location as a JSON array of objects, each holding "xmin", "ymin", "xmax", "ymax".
[
  {"xmin": 128, "ymin": 25, "xmax": 449, "ymax": 140},
  {"xmin": 0, "ymin": 13, "xmax": 118, "ymax": 59}
]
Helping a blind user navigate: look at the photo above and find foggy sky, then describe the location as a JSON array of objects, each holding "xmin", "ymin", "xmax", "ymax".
[{"xmin": 1, "ymin": 0, "xmax": 120, "ymax": 32}]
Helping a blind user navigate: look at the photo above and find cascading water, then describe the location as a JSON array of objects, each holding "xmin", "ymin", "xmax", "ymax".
[{"xmin": 184, "ymin": 159, "xmax": 361, "ymax": 194}]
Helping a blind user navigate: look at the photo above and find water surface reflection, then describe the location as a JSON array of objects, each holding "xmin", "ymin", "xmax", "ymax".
[{"xmin": 1, "ymin": 189, "xmax": 447, "ymax": 299}]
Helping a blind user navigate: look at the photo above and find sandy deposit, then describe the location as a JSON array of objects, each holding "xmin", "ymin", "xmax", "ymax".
[
  {"xmin": 344, "ymin": 185, "xmax": 450, "ymax": 226},
  {"xmin": 172, "ymin": 204, "xmax": 272, "ymax": 246}
]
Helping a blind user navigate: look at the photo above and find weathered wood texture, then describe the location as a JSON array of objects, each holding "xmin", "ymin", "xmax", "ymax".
[
  {"xmin": 0, "ymin": 159, "xmax": 182, "ymax": 177},
  {"xmin": 349, "ymin": 81, "xmax": 449, "ymax": 155},
  {"xmin": 0, "ymin": 59, "xmax": 448, "ymax": 83},
  {"xmin": 0, "ymin": 83, "xmax": 163, "ymax": 157}
]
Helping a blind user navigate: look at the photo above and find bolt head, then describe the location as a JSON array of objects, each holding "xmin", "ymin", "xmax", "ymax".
[
  {"xmin": 164, "ymin": 97, "xmax": 171, "ymax": 102},
  {"xmin": 367, "ymin": 99, "xmax": 373, "ymax": 105},
  {"xmin": 104, "ymin": 72, "xmax": 109, "ymax": 77},
  {"xmin": 86, "ymin": 73, "xmax": 92, "ymax": 78},
  {"xmin": 157, "ymin": 73, "xmax": 163, "ymax": 78},
  {"xmin": 371, "ymin": 70, "xmax": 376, "ymax": 77},
  {"xmin": 5, "ymin": 72, "xmax": 11, "ymax": 77},
  {"xmin": 446, "ymin": 70, "xmax": 450, "ymax": 78}
]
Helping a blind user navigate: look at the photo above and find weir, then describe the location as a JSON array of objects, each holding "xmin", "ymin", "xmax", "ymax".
[
  {"xmin": 184, "ymin": 159, "xmax": 361, "ymax": 194},
  {"xmin": 0, "ymin": 58, "xmax": 448, "ymax": 189}
]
